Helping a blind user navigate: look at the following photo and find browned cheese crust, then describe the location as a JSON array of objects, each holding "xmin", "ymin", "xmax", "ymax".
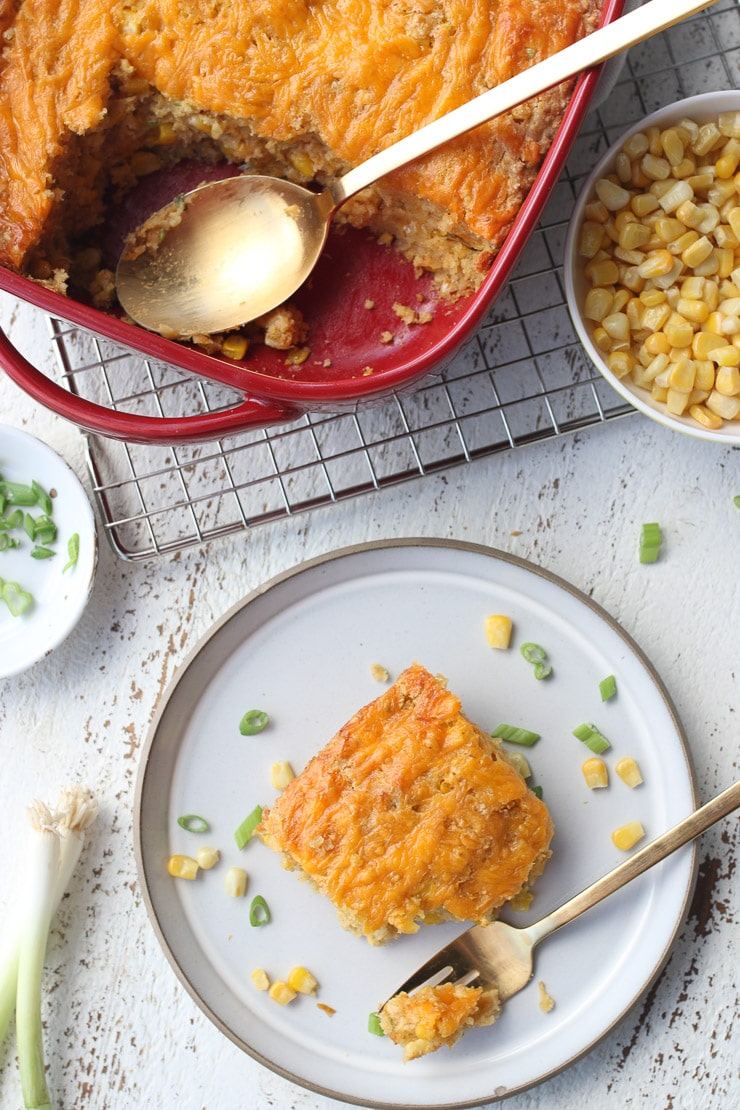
[{"xmin": 257, "ymin": 663, "xmax": 553, "ymax": 944}]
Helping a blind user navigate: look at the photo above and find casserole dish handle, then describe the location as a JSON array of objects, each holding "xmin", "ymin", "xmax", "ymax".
[{"xmin": 0, "ymin": 327, "xmax": 299, "ymax": 444}]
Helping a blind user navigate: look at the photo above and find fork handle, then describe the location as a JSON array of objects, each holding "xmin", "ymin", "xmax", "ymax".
[{"xmin": 527, "ymin": 779, "xmax": 740, "ymax": 945}]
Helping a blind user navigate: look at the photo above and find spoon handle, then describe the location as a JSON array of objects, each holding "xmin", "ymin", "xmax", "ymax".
[
  {"xmin": 526, "ymin": 777, "xmax": 740, "ymax": 946},
  {"xmin": 334, "ymin": 0, "xmax": 718, "ymax": 205}
]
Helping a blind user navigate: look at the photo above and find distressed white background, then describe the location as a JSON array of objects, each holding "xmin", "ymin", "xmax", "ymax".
[{"xmin": 0, "ymin": 290, "xmax": 737, "ymax": 1110}]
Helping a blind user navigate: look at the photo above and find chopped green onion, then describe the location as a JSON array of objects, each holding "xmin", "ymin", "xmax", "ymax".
[
  {"xmin": 520, "ymin": 641, "xmax": 553, "ymax": 680},
  {"xmin": 1, "ymin": 580, "xmax": 33, "ymax": 617},
  {"xmin": 572, "ymin": 722, "xmax": 611, "ymax": 754},
  {"xmin": 599, "ymin": 674, "xmax": 617, "ymax": 701},
  {"xmin": 62, "ymin": 533, "xmax": 80, "ymax": 572},
  {"xmin": 639, "ymin": 522, "xmax": 661, "ymax": 563},
  {"xmin": 31, "ymin": 480, "xmax": 53, "ymax": 516},
  {"xmin": 0, "ymin": 480, "xmax": 37, "ymax": 506},
  {"xmin": 239, "ymin": 709, "xmax": 269, "ymax": 736},
  {"xmin": 5, "ymin": 508, "xmax": 22, "ymax": 530},
  {"xmin": 30, "ymin": 546, "xmax": 55, "ymax": 560},
  {"xmin": 492, "ymin": 723, "xmax": 541, "ymax": 747},
  {"xmin": 23, "ymin": 513, "xmax": 35, "ymax": 541},
  {"xmin": 249, "ymin": 895, "xmax": 271, "ymax": 926},
  {"xmin": 0, "ymin": 534, "xmax": 20, "ymax": 552},
  {"xmin": 176, "ymin": 814, "xmax": 209, "ymax": 833},
  {"xmin": 734, "ymin": 495, "xmax": 740, "ymax": 509},
  {"xmin": 234, "ymin": 804, "xmax": 263, "ymax": 850},
  {"xmin": 368, "ymin": 1012, "xmax": 385, "ymax": 1036},
  {"xmin": 530, "ymin": 785, "xmax": 544, "ymax": 799}
]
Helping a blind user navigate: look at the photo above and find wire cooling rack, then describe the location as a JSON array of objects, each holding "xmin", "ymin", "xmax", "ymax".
[{"xmin": 47, "ymin": 0, "xmax": 739, "ymax": 561}]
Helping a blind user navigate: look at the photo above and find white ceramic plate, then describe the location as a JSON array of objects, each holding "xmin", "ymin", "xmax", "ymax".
[
  {"xmin": 135, "ymin": 539, "xmax": 697, "ymax": 1108},
  {"xmin": 563, "ymin": 89, "xmax": 740, "ymax": 445},
  {"xmin": 0, "ymin": 425, "xmax": 97, "ymax": 678}
]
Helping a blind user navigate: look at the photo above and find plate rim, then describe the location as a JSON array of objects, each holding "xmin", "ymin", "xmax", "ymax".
[{"xmin": 134, "ymin": 537, "xmax": 699, "ymax": 1107}]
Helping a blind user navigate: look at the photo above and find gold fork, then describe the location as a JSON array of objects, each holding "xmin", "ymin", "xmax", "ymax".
[{"xmin": 383, "ymin": 779, "xmax": 740, "ymax": 1007}]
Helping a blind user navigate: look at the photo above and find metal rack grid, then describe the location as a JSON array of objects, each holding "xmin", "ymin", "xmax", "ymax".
[{"xmin": 47, "ymin": 0, "xmax": 738, "ymax": 561}]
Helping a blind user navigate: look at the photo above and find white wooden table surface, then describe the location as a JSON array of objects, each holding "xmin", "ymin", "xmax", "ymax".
[{"xmin": 0, "ymin": 293, "xmax": 737, "ymax": 1110}]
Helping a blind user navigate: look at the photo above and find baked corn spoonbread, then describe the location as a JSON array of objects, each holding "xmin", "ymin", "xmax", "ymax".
[
  {"xmin": 0, "ymin": 0, "xmax": 603, "ymax": 333},
  {"xmin": 256, "ymin": 664, "xmax": 553, "ymax": 948}
]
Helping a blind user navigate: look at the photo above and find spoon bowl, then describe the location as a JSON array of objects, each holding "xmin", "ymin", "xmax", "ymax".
[
  {"xmin": 116, "ymin": 0, "xmax": 717, "ymax": 339},
  {"xmin": 116, "ymin": 177, "xmax": 335, "ymax": 336}
]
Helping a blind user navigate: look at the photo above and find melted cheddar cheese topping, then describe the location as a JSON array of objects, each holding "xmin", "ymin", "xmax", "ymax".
[
  {"xmin": 258, "ymin": 663, "xmax": 553, "ymax": 942},
  {"xmin": 0, "ymin": 0, "xmax": 601, "ymax": 274}
]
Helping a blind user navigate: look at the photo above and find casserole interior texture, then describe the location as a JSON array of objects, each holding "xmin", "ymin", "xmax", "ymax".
[{"xmin": 0, "ymin": 0, "xmax": 602, "ymax": 351}]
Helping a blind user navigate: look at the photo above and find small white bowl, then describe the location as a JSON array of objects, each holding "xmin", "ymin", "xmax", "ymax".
[
  {"xmin": 564, "ymin": 90, "xmax": 740, "ymax": 444},
  {"xmin": 0, "ymin": 425, "xmax": 97, "ymax": 677}
]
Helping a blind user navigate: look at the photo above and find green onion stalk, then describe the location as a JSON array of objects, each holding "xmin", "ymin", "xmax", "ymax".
[{"xmin": 0, "ymin": 786, "xmax": 99, "ymax": 1110}]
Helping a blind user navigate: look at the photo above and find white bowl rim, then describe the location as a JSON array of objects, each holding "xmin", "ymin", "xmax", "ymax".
[{"xmin": 564, "ymin": 89, "xmax": 740, "ymax": 445}]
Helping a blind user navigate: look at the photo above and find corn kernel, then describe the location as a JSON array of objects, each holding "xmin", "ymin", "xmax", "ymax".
[
  {"xmin": 715, "ymin": 363, "xmax": 740, "ymax": 392},
  {"xmin": 578, "ymin": 221, "xmax": 607, "ymax": 258},
  {"xmin": 130, "ymin": 150, "xmax": 162, "ymax": 176},
  {"xmin": 632, "ymin": 192, "xmax": 660, "ymax": 218},
  {"xmin": 602, "ymin": 312, "xmax": 630, "ymax": 344},
  {"xmin": 484, "ymin": 613, "xmax": 513, "ymax": 649},
  {"xmin": 195, "ymin": 845, "xmax": 220, "ymax": 870},
  {"xmin": 711, "ymin": 346, "xmax": 740, "ymax": 370},
  {"xmin": 269, "ymin": 980, "xmax": 297, "ymax": 1006},
  {"xmin": 586, "ymin": 258, "xmax": 620, "ymax": 286},
  {"xmin": 287, "ymin": 966, "xmax": 319, "ymax": 996},
  {"xmin": 167, "ymin": 854, "xmax": 199, "ymax": 880},
  {"xmin": 637, "ymin": 249, "xmax": 674, "ymax": 279},
  {"xmin": 608, "ymin": 350, "xmax": 635, "ymax": 379},
  {"xmin": 694, "ymin": 360, "xmax": 716, "ymax": 391},
  {"xmin": 595, "ymin": 178, "xmax": 632, "ymax": 211},
  {"xmin": 251, "ymin": 968, "xmax": 271, "ymax": 991},
  {"xmin": 221, "ymin": 333, "xmax": 249, "ymax": 360},
  {"xmin": 224, "ymin": 866, "xmax": 248, "ymax": 898},
  {"xmin": 506, "ymin": 751, "xmax": 531, "ymax": 780},
  {"xmin": 581, "ymin": 757, "xmax": 608, "ymax": 789},
  {"xmin": 688, "ymin": 403, "xmax": 723, "ymax": 429},
  {"xmin": 666, "ymin": 387, "xmax": 691, "ymax": 415},
  {"xmin": 668, "ymin": 357, "xmax": 696, "ymax": 392},
  {"xmin": 676, "ymin": 297, "xmax": 709, "ymax": 324},
  {"xmin": 681, "ymin": 235, "xmax": 713, "ymax": 268},
  {"xmin": 611, "ymin": 821, "xmax": 645, "ymax": 851},
  {"xmin": 615, "ymin": 758, "xmax": 643, "ymax": 788},
  {"xmin": 623, "ymin": 132, "xmax": 649, "ymax": 160},
  {"xmin": 706, "ymin": 390, "xmax": 740, "ymax": 419},
  {"xmin": 660, "ymin": 128, "xmax": 685, "ymax": 166},
  {"xmin": 270, "ymin": 760, "xmax": 296, "ymax": 790},
  {"xmin": 692, "ymin": 330, "xmax": 726, "ymax": 359},
  {"xmin": 664, "ymin": 313, "xmax": 694, "ymax": 348}
]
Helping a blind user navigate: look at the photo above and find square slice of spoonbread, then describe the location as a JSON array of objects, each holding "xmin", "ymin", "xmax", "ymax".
[{"xmin": 256, "ymin": 663, "xmax": 553, "ymax": 945}]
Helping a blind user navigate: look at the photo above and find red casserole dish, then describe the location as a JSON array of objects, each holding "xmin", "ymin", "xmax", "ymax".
[{"xmin": 0, "ymin": 0, "xmax": 624, "ymax": 445}]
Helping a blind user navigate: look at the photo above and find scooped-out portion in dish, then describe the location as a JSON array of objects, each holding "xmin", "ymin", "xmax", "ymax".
[
  {"xmin": 0, "ymin": 0, "xmax": 602, "ymax": 354},
  {"xmin": 256, "ymin": 663, "xmax": 554, "ymax": 946}
]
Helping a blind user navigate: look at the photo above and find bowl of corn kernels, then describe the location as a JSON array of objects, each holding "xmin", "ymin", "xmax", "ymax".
[{"xmin": 564, "ymin": 90, "xmax": 740, "ymax": 443}]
